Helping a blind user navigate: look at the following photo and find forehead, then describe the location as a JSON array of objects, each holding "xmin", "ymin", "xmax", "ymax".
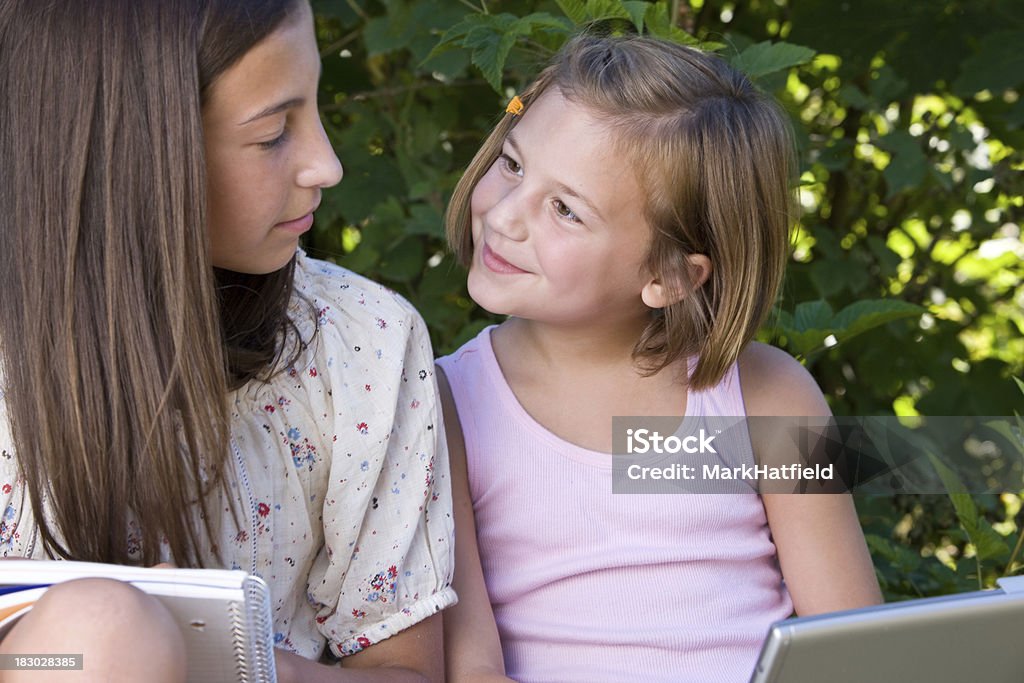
[
  {"xmin": 514, "ymin": 90, "xmax": 619, "ymax": 169},
  {"xmin": 511, "ymin": 90, "xmax": 645, "ymax": 221},
  {"xmin": 202, "ymin": 4, "xmax": 318, "ymax": 125}
]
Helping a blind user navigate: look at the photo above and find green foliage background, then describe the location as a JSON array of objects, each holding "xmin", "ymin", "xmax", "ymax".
[{"xmin": 306, "ymin": 0, "xmax": 1024, "ymax": 600}]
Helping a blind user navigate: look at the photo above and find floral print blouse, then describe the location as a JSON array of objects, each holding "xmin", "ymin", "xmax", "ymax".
[{"xmin": 0, "ymin": 250, "xmax": 456, "ymax": 660}]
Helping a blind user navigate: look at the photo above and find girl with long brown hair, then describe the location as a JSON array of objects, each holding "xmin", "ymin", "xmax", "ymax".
[{"xmin": 0, "ymin": 1, "xmax": 452, "ymax": 680}]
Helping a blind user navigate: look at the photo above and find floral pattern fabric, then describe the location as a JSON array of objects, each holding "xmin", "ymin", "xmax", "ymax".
[{"xmin": 0, "ymin": 250, "xmax": 456, "ymax": 660}]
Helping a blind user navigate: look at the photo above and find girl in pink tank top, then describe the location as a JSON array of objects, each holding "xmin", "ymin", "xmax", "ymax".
[{"xmin": 438, "ymin": 33, "xmax": 882, "ymax": 683}]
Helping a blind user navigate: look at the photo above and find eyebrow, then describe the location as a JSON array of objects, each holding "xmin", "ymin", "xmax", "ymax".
[
  {"xmin": 238, "ymin": 63, "xmax": 323, "ymax": 127},
  {"xmin": 506, "ymin": 132, "xmax": 606, "ymax": 223},
  {"xmin": 239, "ymin": 97, "xmax": 304, "ymax": 126}
]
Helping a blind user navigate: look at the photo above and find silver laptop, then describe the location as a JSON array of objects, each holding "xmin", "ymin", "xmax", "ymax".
[{"xmin": 750, "ymin": 575, "xmax": 1024, "ymax": 683}]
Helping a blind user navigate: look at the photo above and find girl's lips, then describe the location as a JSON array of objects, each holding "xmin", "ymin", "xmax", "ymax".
[
  {"xmin": 482, "ymin": 243, "xmax": 528, "ymax": 274},
  {"xmin": 275, "ymin": 212, "xmax": 314, "ymax": 235}
]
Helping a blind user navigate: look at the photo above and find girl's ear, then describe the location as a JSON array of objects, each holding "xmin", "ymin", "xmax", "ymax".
[{"xmin": 641, "ymin": 254, "xmax": 712, "ymax": 309}]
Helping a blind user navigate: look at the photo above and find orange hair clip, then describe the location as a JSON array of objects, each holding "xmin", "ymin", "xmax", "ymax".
[{"xmin": 505, "ymin": 95, "xmax": 524, "ymax": 116}]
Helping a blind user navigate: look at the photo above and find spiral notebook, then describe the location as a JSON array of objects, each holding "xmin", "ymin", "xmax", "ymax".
[{"xmin": 0, "ymin": 560, "xmax": 276, "ymax": 683}]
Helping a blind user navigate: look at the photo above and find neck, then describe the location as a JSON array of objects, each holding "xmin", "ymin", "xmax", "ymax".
[
  {"xmin": 488, "ymin": 315, "xmax": 693, "ymax": 453},
  {"xmin": 496, "ymin": 314, "xmax": 650, "ymax": 373}
]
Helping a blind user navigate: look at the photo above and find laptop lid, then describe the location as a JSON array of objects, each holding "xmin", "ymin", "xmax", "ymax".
[{"xmin": 749, "ymin": 576, "xmax": 1024, "ymax": 683}]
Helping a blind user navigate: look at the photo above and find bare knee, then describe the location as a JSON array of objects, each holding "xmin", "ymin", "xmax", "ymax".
[{"xmin": 0, "ymin": 577, "xmax": 186, "ymax": 682}]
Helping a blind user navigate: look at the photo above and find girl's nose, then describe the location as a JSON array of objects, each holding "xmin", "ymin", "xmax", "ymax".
[
  {"xmin": 298, "ymin": 117, "xmax": 343, "ymax": 189},
  {"xmin": 486, "ymin": 185, "xmax": 529, "ymax": 242}
]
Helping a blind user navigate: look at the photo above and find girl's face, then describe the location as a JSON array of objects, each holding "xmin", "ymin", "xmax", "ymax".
[
  {"xmin": 202, "ymin": 1, "xmax": 342, "ymax": 274},
  {"xmin": 467, "ymin": 90, "xmax": 656, "ymax": 328}
]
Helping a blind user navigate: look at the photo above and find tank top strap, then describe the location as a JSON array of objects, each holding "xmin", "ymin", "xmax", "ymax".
[{"xmin": 685, "ymin": 358, "xmax": 747, "ymax": 418}]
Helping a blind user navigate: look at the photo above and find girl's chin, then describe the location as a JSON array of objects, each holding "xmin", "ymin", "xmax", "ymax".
[
  {"xmin": 211, "ymin": 248, "xmax": 296, "ymax": 275},
  {"xmin": 466, "ymin": 277, "xmax": 514, "ymax": 318}
]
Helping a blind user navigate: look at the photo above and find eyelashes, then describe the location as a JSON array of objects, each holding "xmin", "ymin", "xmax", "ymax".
[
  {"xmin": 497, "ymin": 152, "xmax": 582, "ymax": 224},
  {"xmin": 498, "ymin": 153, "xmax": 522, "ymax": 176},
  {"xmin": 257, "ymin": 129, "xmax": 288, "ymax": 150},
  {"xmin": 552, "ymin": 199, "xmax": 580, "ymax": 223}
]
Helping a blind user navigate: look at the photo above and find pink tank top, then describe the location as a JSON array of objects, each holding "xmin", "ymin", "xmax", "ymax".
[{"xmin": 437, "ymin": 327, "xmax": 792, "ymax": 683}]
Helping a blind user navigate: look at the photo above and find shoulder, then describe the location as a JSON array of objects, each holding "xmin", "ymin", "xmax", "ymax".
[
  {"xmin": 435, "ymin": 327, "xmax": 490, "ymax": 371},
  {"xmin": 292, "ymin": 250, "xmax": 426, "ymax": 339},
  {"xmin": 737, "ymin": 342, "xmax": 830, "ymax": 417}
]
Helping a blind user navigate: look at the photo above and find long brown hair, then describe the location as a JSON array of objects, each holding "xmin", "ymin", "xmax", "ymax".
[
  {"xmin": 446, "ymin": 33, "xmax": 796, "ymax": 389},
  {"xmin": 0, "ymin": 0, "xmax": 301, "ymax": 566}
]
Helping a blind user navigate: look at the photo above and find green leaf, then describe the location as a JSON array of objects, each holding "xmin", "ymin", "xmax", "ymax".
[
  {"xmin": 472, "ymin": 32, "xmax": 516, "ymax": 92},
  {"xmin": 405, "ymin": 204, "xmax": 445, "ymax": 239},
  {"xmin": 555, "ymin": 0, "xmax": 588, "ymax": 25},
  {"xmin": 622, "ymin": 1, "xmax": 649, "ymax": 32},
  {"xmin": 643, "ymin": 2, "xmax": 701, "ymax": 45},
  {"xmin": 810, "ymin": 259, "xmax": 870, "ymax": 297},
  {"xmin": 420, "ymin": 47, "xmax": 471, "ymax": 78},
  {"xmin": 952, "ymin": 31, "xmax": 1024, "ymax": 96},
  {"xmin": 776, "ymin": 298, "xmax": 923, "ymax": 356},
  {"xmin": 311, "ymin": 0, "xmax": 360, "ymax": 22},
  {"xmin": 380, "ymin": 237, "xmax": 426, "ymax": 283},
  {"xmin": 1008, "ymin": 98, "xmax": 1024, "ymax": 127},
  {"xmin": 436, "ymin": 14, "xmax": 521, "ymax": 92},
  {"xmin": 878, "ymin": 130, "xmax": 928, "ymax": 198},
  {"xmin": 433, "ymin": 12, "xmax": 565, "ymax": 93},
  {"xmin": 428, "ymin": 14, "xmax": 494, "ymax": 58},
  {"xmin": 839, "ymin": 84, "xmax": 871, "ymax": 110},
  {"xmin": 363, "ymin": 12, "xmax": 410, "ymax": 56},
  {"xmin": 866, "ymin": 236, "xmax": 902, "ymax": 277},
  {"xmin": 816, "ymin": 139, "xmax": 855, "ymax": 172},
  {"xmin": 328, "ymin": 156, "xmax": 404, "ymax": 225},
  {"xmin": 865, "ymin": 534, "xmax": 922, "ymax": 574},
  {"xmin": 830, "ymin": 299, "xmax": 925, "ymax": 340},
  {"xmin": 793, "ymin": 300, "xmax": 833, "ymax": 332},
  {"xmin": 774, "ymin": 308, "xmax": 794, "ymax": 331},
  {"xmin": 982, "ymin": 418, "xmax": 1024, "ymax": 459},
  {"xmin": 337, "ymin": 235, "xmax": 381, "ymax": 274},
  {"xmin": 779, "ymin": 300, "xmax": 833, "ymax": 354},
  {"xmin": 584, "ymin": 0, "xmax": 631, "ymax": 21},
  {"xmin": 926, "ymin": 452, "xmax": 1009, "ymax": 564},
  {"xmin": 966, "ymin": 519, "xmax": 1008, "ymax": 564},
  {"xmin": 868, "ymin": 65, "xmax": 907, "ymax": 102},
  {"xmin": 731, "ymin": 41, "xmax": 816, "ymax": 80},
  {"xmin": 520, "ymin": 13, "xmax": 575, "ymax": 34}
]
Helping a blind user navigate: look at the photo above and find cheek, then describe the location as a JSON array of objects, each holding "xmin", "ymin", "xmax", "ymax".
[
  {"xmin": 470, "ymin": 164, "xmax": 504, "ymax": 216},
  {"xmin": 210, "ymin": 158, "xmax": 286, "ymax": 223},
  {"xmin": 533, "ymin": 232, "xmax": 582, "ymax": 278},
  {"xmin": 207, "ymin": 152, "xmax": 253, "ymax": 214}
]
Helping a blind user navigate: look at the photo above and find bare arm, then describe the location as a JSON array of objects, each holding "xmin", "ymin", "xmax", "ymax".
[
  {"xmin": 740, "ymin": 343, "xmax": 883, "ymax": 616},
  {"xmin": 436, "ymin": 366, "xmax": 515, "ymax": 683}
]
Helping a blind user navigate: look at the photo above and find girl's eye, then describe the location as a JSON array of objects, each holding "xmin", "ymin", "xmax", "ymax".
[
  {"xmin": 498, "ymin": 153, "xmax": 523, "ymax": 176},
  {"xmin": 257, "ymin": 129, "xmax": 288, "ymax": 150},
  {"xmin": 553, "ymin": 199, "xmax": 581, "ymax": 223}
]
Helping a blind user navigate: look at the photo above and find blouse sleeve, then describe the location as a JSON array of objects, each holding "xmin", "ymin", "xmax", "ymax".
[{"xmin": 305, "ymin": 295, "xmax": 456, "ymax": 657}]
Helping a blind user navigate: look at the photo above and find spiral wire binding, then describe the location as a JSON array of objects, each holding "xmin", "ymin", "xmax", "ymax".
[
  {"xmin": 227, "ymin": 599, "xmax": 252, "ymax": 682},
  {"xmin": 245, "ymin": 575, "xmax": 277, "ymax": 682}
]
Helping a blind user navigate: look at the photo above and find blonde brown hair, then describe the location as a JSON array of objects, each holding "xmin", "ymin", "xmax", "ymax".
[
  {"xmin": 446, "ymin": 33, "xmax": 796, "ymax": 389},
  {"xmin": 0, "ymin": 0, "xmax": 301, "ymax": 565}
]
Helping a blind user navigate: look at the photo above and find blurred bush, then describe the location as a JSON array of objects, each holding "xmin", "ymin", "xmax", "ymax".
[{"xmin": 308, "ymin": 0, "xmax": 1024, "ymax": 598}]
